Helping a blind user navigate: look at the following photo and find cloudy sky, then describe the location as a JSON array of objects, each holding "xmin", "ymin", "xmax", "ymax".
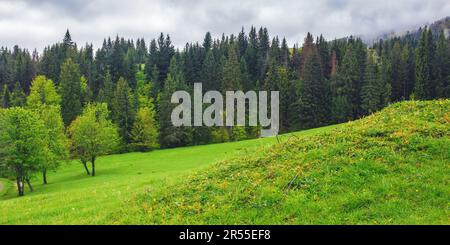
[{"xmin": 0, "ymin": 0, "xmax": 449, "ymax": 52}]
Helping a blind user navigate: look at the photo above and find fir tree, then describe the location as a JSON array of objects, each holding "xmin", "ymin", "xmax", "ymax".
[
  {"xmin": 10, "ymin": 82, "xmax": 26, "ymax": 107},
  {"xmin": 1, "ymin": 85, "xmax": 10, "ymax": 108},
  {"xmin": 434, "ymin": 30, "xmax": 450, "ymax": 98},
  {"xmin": 414, "ymin": 27, "xmax": 435, "ymax": 99},
  {"xmin": 361, "ymin": 53, "xmax": 382, "ymax": 114},
  {"xmin": 222, "ymin": 44, "xmax": 242, "ymax": 92},
  {"xmin": 112, "ymin": 77, "xmax": 135, "ymax": 147},
  {"xmin": 59, "ymin": 58, "xmax": 82, "ymax": 125},
  {"xmin": 158, "ymin": 56, "xmax": 192, "ymax": 148},
  {"xmin": 331, "ymin": 44, "xmax": 358, "ymax": 122},
  {"xmin": 296, "ymin": 47, "xmax": 330, "ymax": 129}
]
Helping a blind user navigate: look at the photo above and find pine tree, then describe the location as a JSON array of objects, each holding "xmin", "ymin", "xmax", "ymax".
[
  {"xmin": 27, "ymin": 75, "xmax": 60, "ymax": 108},
  {"xmin": 222, "ymin": 44, "xmax": 242, "ymax": 92},
  {"xmin": 1, "ymin": 85, "xmax": 10, "ymax": 108},
  {"xmin": 280, "ymin": 37, "xmax": 290, "ymax": 68},
  {"xmin": 331, "ymin": 44, "xmax": 358, "ymax": 122},
  {"xmin": 317, "ymin": 35, "xmax": 330, "ymax": 78},
  {"xmin": 400, "ymin": 44, "xmax": 415, "ymax": 99},
  {"xmin": 97, "ymin": 70, "xmax": 114, "ymax": 110},
  {"xmin": 414, "ymin": 27, "xmax": 435, "ymax": 99},
  {"xmin": 60, "ymin": 58, "xmax": 82, "ymax": 125},
  {"xmin": 299, "ymin": 32, "xmax": 315, "ymax": 76},
  {"xmin": 203, "ymin": 32, "xmax": 212, "ymax": 51},
  {"xmin": 112, "ymin": 77, "xmax": 135, "ymax": 147},
  {"xmin": 290, "ymin": 44, "xmax": 301, "ymax": 79},
  {"xmin": 434, "ymin": 30, "xmax": 450, "ymax": 98},
  {"xmin": 390, "ymin": 41, "xmax": 403, "ymax": 101},
  {"xmin": 361, "ymin": 53, "xmax": 382, "ymax": 114},
  {"xmin": 296, "ymin": 47, "xmax": 330, "ymax": 129},
  {"xmin": 130, "ymin": 106, "xmax": 159, "ymax": 151},
  {"xmin": 256, "ymin": 27, "xmax": 270, "ymax": 82},
  {"xmin": 245, "ymin": 26, "xmax": 258, "ymax": 81},
  {"xmin": 239, "ymin": 56, "xmax": 252, "ymax": 91},
  {"xmin": 10, "ymin": 82, "xmax": 26, "ymax": 107},
  {"xmin": 158, "ymin": 56, "xmax": 192, "ymax": 148},
  {"xmin": 237, "ymin": 28, "xmax": 248, "ymax": 58}
]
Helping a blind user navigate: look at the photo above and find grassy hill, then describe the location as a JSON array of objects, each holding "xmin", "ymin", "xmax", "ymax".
[
  {"xmin": 0, "ymin": 100, "xmax": 448, "ymax": 224},
  {"xmin": 0, "ymin": 122, "xmax": 334, "ymax": 224},
  {"xmin": 112, "ymin": 100, "xmax": 450, "ymax": 224}
]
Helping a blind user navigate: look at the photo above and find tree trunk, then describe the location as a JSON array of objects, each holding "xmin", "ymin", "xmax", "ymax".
[
  {"xmin": 16, "ymin": 177, "xmax": 24, "ymax": 196},
  {"xmin": 91, "ymin": 158, "xmax": 95, "ymax": 177},
  {"xmin": 82, "ymin": 160, "xmax": 90, "ymax": 175},
  {"xmin": 25, "ymin": 178, "xmax": 33, "ymax": 192},
  {"xmin": 43, "ymin": 169, "xmax": 47, "ymax": 184}
]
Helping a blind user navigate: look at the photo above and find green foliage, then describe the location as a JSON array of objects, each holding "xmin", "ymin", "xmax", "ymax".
[
  {"xmin": 222, "ymin": 44, "xmax": 242, "ymax": 92},
  {"xmin": 296, "ymin": 47, "xmax": 330, "ymax": 129},
  {"xmin": 414, "ymin": 28, "xmax": 435, "ymax": 99},
  {"xmin": 37, "ymin": 106, "xmax": 69, "ymax": 184},
  {"xmin": 80, "ymin": 75, "xmax": 93, "ymax": 106},
  {"xmin": 27, "ymin": 75, "xmax": 60, "ymax": 108},
  {"xmin": 1, "ymin": 85, "xmax": 10, "ymax": 108},
  {"xmin": 0, "ymin": 107, "xmax": 47, "ymax": 196},
  {"xmin": 96, "ymin": 70, "xmax": 114, "ymax": 110},
  {"xmin": 158, "ymin": 56, "xmax": 192, "ymax": 148},
  {"xmin": 361, "ymin": 53, "xmax": 391, "ymax": 114},
  {"xmin": 68, "ymin": 103, "xmax": 119, "ymax": 176},
  {"xmin": 332, "ymin": 44, "xmax": 360, "ymax": 121},
  {"xmin": 117, "ymin": 100, "xmax": 450, "ymax": 224},
  {"xmin": 0, "ymin": 123, "xmax": 303, "ymax": 223},
  {"xmin": 130, "ymin": 107, "xmax": 159, "ymax": 151},
  {"xmin": 434, "ymin": 30, "xmax": 450, "ymax": 98},
  {"xmin": 230, "ymin": 126, "xmax": 247, "ymax": 141},
  {"xmin": 112, "ymin": 77, "xmax": 135, "ymax": 146},
  {"xmin": 59, "ymin": 58, "xmax": 82, "ymax": 125},
  {"xmin": 10, "ymin": 82, "xmax": 26, "ymax": 107}
]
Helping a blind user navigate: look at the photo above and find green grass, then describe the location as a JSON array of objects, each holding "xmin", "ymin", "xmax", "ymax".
[
  {"xmin": 1, "ymin": 100, "xmax": 449, "ymax": 224},
  {"xmin": 0, "ymin": 125, "xmax": 334, "ymax": 224},
  {"xmin": 112, "ymin": 100, "xmax": 450, "ymax": 224},
  {"xmin": 0, "ymin": 178, "xmax": 12, "ymax": 197}
]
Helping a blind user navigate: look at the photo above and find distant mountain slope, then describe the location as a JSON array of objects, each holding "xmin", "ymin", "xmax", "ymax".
[
  {"xmin": 116, "ymin": 100, "xmax": 450, "ymax": 224},
  {"xmin": 364, "ymin": 16, "xmax": 450, "ymax": 45}
]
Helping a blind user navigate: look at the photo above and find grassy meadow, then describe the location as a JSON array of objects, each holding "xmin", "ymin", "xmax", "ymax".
[
  {"xmin": 1, "ymin": 100, "xmax": 449, "ymax": 224},
  {"xmin": 0, "ymin": 125, "xmax": 334, "ymax": 224}
]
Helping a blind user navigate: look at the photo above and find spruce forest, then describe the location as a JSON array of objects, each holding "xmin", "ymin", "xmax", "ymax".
[
  {"xmin": 1, "ymin": 22, "xmax": 449, "ymax": 150},
  {"xmin": 0, "ymin": 12, "xmax": 449, "ymax": 226}
]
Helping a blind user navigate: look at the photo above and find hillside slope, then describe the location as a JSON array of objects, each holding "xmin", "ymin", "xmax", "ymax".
[
  {"xmin": 0, "ymin": 122, "xmax": 335, "ymax": 224},
  {"xmin": 114, "ymin": 100, "xmax": 450, "ymax": 224}
]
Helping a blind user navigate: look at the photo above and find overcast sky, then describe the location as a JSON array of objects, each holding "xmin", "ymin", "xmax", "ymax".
[{"xmin": 0, "ymin": 0, "xmax": 449, "ymax": 52}]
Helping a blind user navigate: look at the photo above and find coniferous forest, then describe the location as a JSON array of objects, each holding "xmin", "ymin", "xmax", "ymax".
[
  {"xmin": 0, "ymin": 1, "xmax": 449, "ymax": 227},
  {"xmin": 1, "ymin": 24, "xmax": 448, "ymax": 151}
]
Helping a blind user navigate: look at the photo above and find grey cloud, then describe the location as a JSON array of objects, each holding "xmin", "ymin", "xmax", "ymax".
[{"xmin": 0, "ymin": 0, "xmax": 449, "ymax": 52}]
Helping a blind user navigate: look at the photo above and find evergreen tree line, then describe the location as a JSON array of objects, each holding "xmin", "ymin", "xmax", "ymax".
[{"xmin": 0, "ymin": 26, "xmax": 449, "ymax": 151}]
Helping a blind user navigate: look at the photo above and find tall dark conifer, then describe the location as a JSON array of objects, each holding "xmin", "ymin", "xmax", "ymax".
[{"xmin": 60, "ymin": 58, "xmax": 82, "ymax": 125}]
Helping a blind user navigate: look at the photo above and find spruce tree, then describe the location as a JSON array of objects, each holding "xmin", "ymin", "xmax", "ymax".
[
  {"xmin": 1, "ymin": 85, "xmax": 10, "ymax": 108},
  {"xmin": 222, "ymin": 45, "xmax": 242, "ymax": 92},
  {"xmin": 361, "ymin": 53, "xmax": 382, "ymax": 114},
  {"xmin": 400, "ymin": 44, "xmax": 415, "ymax": 99},
  {"xmin": 158, "ymin": 56, "xmax": 192, "ymax": 148},
  {"xmin": 390, "ymin": 41, "xmax": 403, "ymax": 101},
  {"xmin": 296, "ymin": 47, "xmax": 330, "ymax": 129},
  {"xmin": 10, "ymin": 82, "xmax": 26, "ymax": 107},
  {"xmin": 112, "ymin": 77, "xmax": 135, "ymax": 147},
  {"xmin": 331, "ymin": 44, "xmax": 358, "ymax": 122},
  {"xmin": 414, "ymin": 27, "xmax": 435, "ymax": 99},
  {"xmin": 97, "ymin": 70, "xmax": 114, "ymax": 110},
  {"xmin": 60, "ymin": 58, "xmax": 82, "ymax": 125},
  {"xmin": 435, "ymin": 30, "xmax": 450, "ymax": 98}
]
